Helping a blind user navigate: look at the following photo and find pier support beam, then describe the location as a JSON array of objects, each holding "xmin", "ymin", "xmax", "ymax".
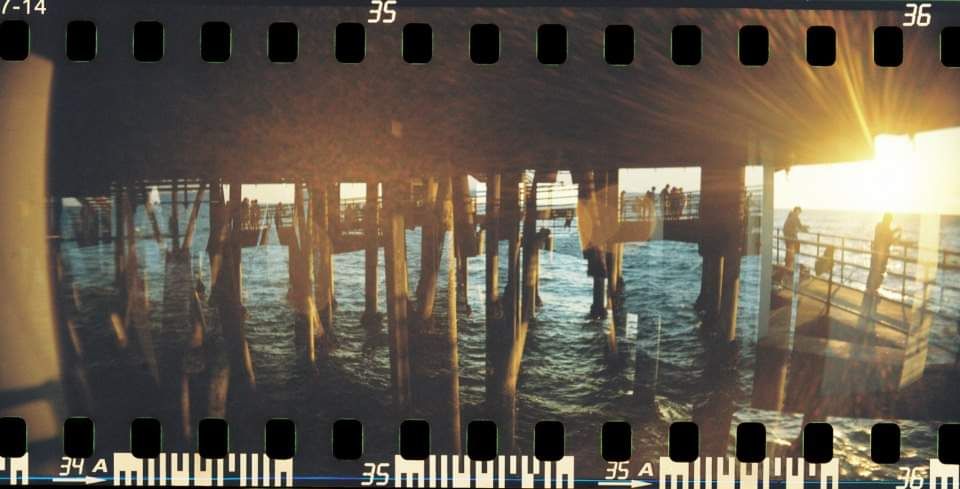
[
  {"xmin": 170, "ymin": 181, "xmax": 181, "ymax": 249},
  {"xmin": 697, "ymin": 165, "xmax": 746, "ymax": 342},
  {"xmin": 292, "ymin": 183, "xmax": 319, "ymax": 364},
  {"xmin": 362, "ymin": 181, "xmax": 382, "ymax": 329},
  {"xmin": 484, "ymin": 172, "xmax": 501, "ymax": 409},
  {"xmin": 453, "ymin": 175, "xmax": 474, "ymax": 314},
  {"xmin": 442, "ymin": 176, "xmax": 463, "ymax": 453},
  {"xmin": 576, "ymin": 171, "xmax": 607, "ymax": 319},
  {"xmin": 521, "ymin": 173, "xmax": 539, "ymax": 324},
  {"xmin": 414, "ymin": 178, "xmax": 443, "ymax": 325},
  {"xmin": 499, "ymin": 171, "xmax": 523, "ymax": 450},
  {"xmin": 313, "ymin": 184, "xmax": 336, "ymax": 341},
  {"xmin": 210, "ymin": 182, "xmax": 256, "ymax": 394},
  {"xmin": 604, "ymin": 170, "xmax": 625, "ymax": 323},
  {"xmin": 384, "ymin": 180, "xmax": 412, "ymax": 412}
]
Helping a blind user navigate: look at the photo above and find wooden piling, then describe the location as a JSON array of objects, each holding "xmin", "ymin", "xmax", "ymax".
[
  {"xmin": 314, "ymin": 184, "xmax": 336, "ymax": 339},
  {"xmin": 577, "ymin": 171, "xmax": 608, "ymax": 319},
  {"xmin": 383, "ymin": 180, "xmax": 412, "ymax": 412},
  {"xmin": 181, "ymin": 183, "xmax": 206, "ymax": 251},
  {"xmin": 698, "ymin": 165, "xmax": 746, "ymax": 341},
  {"xmin": 362, "ymin": 181, "xmax": 381, "ymax": 327},
  {"xmin": 313, "ymin": 184, "xmax": 336, "ymax": 349},
  {"xmin": 452, "ymin": 175, "xmax": 474, "ymax": 313},
  {"xmin": 414, "ymin": 178, "xmax": 443, "ymax": 324},
  {"xmin": 121, "ymin": 187, "xmax": 160, "ymax": 384},
  {"xmin": 499, "ymin": 171, "xmax": 523, "ymax": 449},
  {"xmin": 210, "ymin": 181, "xmax": 256, "ymax": 390},
  {"xmin": 604, "ymin": 170, "xmax": 625, "ymax": 318},
  {"xmin": 501, "ymin": 172, "xmax": 522, "ymax": 337},
  {"xmin": 292, "ymin": 183, "xmax": 318, "ymax": 364},
  {"xmin": 484, "ymin": 172, "xmax": 501, "ymax": 407},
  {"xmin": 521, "ymin": 173, "xmax": 539, "ymax": 324},
  {"xmin": 443, "ymin": 176, "xmax": 462, "ymax": 453},
  {"xmin": 171, "ymin": 180, "xmax": 181, "ymax": 249},
  {"xmin": 143, "ymin": 184, "xmax": 164, "ymax": 246}
]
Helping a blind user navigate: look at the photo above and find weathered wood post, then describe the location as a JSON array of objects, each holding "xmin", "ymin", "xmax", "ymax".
[
  {"xmin": 362, "ymin": 181, "xmax": 382, "ymax": 328},
  {"xmin": 484, "ymin": 172, "xmax": 501, "ymax": 408},
  {"xmin": 414, "ymin": 178, "xmax": 443, "ymax": 325},
  {"xmin": 576, "ymin": 171, "xmax": 607, "ymax": 319},
  {"xmin": 383, "ymin": 179, "xmax": 412, "ymax": 412},
  {"xmin": 698, "ymin": 164, "xmax": 746, "ymax": 341},
  {"xmin": 181, "ymin": 183, "xmax": 206, "ymax": 251},
  {"xmin": 521, "ymin": 172, "xmax": 539, "ymax": 323},
  {"xmin": 499, "ymin": 171, "xmax": 523, "ymax": 450},
  {"xmin": 326, "ymin": 183, "xmax": 339, "ymax": 314},
  {"xmin": 501, "ymin": 172, "xmax": 522, "ymax": 338},
  {"xmin": 605, "ymin": 171, "xmax": 624, "ymax": 313},
  {"xmin": 313, "ymin": 184, "xmax": 336, "ymax": 339},
  {"xmin": 718, "ymin": 181, "xmax": 745, "ymax": 341},
  {"xmin": 119, "ymin": 187, "xmax": 161, "ymax": 385},
  {"xmin": 171, "ymin": 181, "xmax": 181, "ymax": 249},
  {"xmin": 452, "ymin": 175, "xmax": 474, "ymax": 313},
  {"xmin": 292, "ymin": 183, "xmax": 317, "ymax": 364},
  {"xmin": 210, "ymin": 181, "xmax": 256, "ymax": 393},
  {"xmin": 443, "ymin": 176, "xmax": 462, "ymax": 453}
]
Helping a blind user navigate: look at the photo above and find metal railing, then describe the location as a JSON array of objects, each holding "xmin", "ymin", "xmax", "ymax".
[{"xmin": 774, "ymin": 228, "xmax": 960, "ymax": 324}]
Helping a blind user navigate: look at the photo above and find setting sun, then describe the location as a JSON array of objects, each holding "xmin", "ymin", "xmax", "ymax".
[{"xmin": 775, "ymin": 128, "xmax": 960, "ymax": 215}]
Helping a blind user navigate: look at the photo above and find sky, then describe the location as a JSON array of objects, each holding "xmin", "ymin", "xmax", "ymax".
[{"xmin": 222, "ymin": 127, "xmax": 959, "ymax": 216}]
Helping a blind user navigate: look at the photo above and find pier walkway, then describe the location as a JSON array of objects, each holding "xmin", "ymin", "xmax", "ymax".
[{"xmin": 761, "ymin": 229, "xmax": 960, "ymax": 418}]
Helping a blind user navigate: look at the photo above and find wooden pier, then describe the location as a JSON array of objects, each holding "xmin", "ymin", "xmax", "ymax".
[{"xmin": 42, "ymin": 171, "xmax": 960, "ymax": 453}]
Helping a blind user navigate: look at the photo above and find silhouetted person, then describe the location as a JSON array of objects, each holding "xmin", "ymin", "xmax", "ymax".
[
  {"xmin": 866, "ymin": 213, "xmax": 901, "ymax": 295},
  {"xmin": 783, "ymin": 206, "xmax": 808, "ymax": 271},
  {"xmin": 660, "ymin": 185, "xmax": 671, "ymax": 218},
  {"xmin": 676, "ymin": 187, "xmax": 687, "ymax": 218},
  {"xmin": 644, "ymin": 187, "xmax": 656, "ymax": 219}
]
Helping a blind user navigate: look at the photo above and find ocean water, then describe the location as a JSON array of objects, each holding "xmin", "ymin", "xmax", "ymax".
[{"xmin": 57, "ymin": 203, "xmax": 959, "ymax": 480}]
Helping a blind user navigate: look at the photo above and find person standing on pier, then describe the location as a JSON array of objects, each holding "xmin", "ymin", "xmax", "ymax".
[
  {"xmin": 783, "ymin": 206, "xmax": 809, "ymax": 272},
  {"xmin": 676, "ymin": 187, "xmax": 687, "ymax": 218},
  {"xmin": 866, "ymin": 213, "xmax": 901, "ymax": 295},
  {"xmin": 644, "ymin": 186, "xmax": 656, "ymax": 219},
  {"xmin": 660, "ymin": 185, "xmax": 671, "ymax": 218}
]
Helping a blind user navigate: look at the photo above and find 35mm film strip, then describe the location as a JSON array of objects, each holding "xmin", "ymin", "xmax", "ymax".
[{"xmin": 1, "ymin": 1, "xmax": 960, "ymax": 487}]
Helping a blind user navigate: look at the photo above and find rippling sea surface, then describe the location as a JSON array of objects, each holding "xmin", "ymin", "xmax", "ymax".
[{"xmin": 60, "ymin": 204, "xmax": 959, "ymax": 479}]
